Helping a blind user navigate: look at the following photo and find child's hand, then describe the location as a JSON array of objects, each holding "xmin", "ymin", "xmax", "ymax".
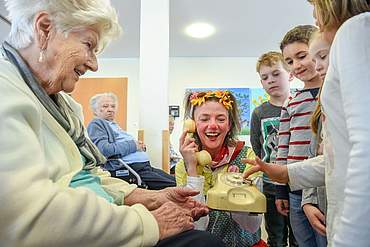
[
  {"xmin": 242, "ymin": 157, "xmax": 268, "ymax": 178},
  {"xmin": 303, "ymin": 204, "xmax": 326, "ymax": 236},
  {"xmin": 242, "ymin": 157, "xmax": 289, "ymax": 184},
  {"xmin": 275, "ymin": 199, "xmax": 289, "ymax": 216}
]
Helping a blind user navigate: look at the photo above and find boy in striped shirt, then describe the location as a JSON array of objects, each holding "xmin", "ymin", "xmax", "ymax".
[{"xmin": 276, "ymin": 25, "xmax": 326, "ymax": 247}]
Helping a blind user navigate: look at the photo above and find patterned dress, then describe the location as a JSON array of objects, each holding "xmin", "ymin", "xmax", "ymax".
[{"xmin": 176, "ymin": 144, "xmax": 262, "ymax": 247}]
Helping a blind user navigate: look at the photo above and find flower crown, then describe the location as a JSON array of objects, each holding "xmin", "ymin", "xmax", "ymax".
[{"xmin": 190, "ymin": 91, "xmax": 233, "ymax": 110}]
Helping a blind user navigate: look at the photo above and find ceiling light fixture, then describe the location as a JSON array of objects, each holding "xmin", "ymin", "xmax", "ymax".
[{"xmin": 185, "ymin": 22, "xmax": 216, "ymax": 39}]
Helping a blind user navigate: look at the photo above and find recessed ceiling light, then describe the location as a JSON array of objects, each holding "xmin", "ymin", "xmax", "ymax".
[{"xmin": 185, "ymin": 22, "xmax": 216, "ymax": 39}]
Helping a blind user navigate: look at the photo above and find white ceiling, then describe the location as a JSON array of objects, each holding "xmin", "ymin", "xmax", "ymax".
[{"xmin": 0, "ymin": 0, "xmax": 315, "ymax": 58}]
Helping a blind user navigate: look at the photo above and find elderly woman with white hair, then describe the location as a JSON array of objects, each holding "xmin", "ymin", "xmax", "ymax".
[
  {"xmin": 87, "ymin": 92, "xmax": 176, "ymax": 190},
  {"xmin": 0, "ymin": 1, "xmax": 225, "ymax": 246}
]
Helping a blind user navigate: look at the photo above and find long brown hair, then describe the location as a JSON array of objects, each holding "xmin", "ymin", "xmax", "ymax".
[{"xmin": 308, "ymin": 0, "xmax": 370, "ymax": 32}]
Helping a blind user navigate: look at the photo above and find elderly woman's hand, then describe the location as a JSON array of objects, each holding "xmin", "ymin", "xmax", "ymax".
[
  {"xmin": 157, "ymin": 187, "xmax": 209, "ymax": 221},
  {"xmin": 125, "ymin": 187, "xmax": 208, "ymax": 220},
  {"xmin": 151, "ymin": 201, "xmax": 195, "ymax": 240}
]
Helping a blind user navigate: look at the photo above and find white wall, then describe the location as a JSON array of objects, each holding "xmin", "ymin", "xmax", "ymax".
[{"xmin": 85, "ymin": 57, "xmax": 304, "ymax": 167}]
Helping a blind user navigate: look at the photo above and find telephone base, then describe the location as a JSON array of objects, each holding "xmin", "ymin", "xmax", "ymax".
[{"xmin": 206, "ymin": 172, "xmax": 266, "ymax": 213}]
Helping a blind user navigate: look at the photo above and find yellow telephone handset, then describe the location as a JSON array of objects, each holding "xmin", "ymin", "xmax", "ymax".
[{"xmin": 183, "ymin": 119, "xmax": 212, "ymax": 167}]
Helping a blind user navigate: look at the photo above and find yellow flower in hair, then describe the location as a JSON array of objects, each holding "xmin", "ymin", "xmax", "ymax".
[
  {"xmin": 217, "ymin": 91, "xmax": 233, "ymax": 110},
  {"xmin": 191, "ymin": 97, "xmax": 203, "ymax": 106},
  {"xmin": 214, "ymin": 91, "xmax": 223, "ymax": 98},
  {"xmin": 190, "ymin": 90, "xmax": 233, "ymax": 110},
  {"xmin": 190, "ymin": 92, "xmax": 207, "ymax": 106}
]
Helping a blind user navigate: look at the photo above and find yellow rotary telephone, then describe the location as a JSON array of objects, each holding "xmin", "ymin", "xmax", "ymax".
[
  {"xmin": 206, "ymin": 172, "xmax": 266, "ymax": 213},
  {"xmin": 184, "ymin": 119, "xmax": 266, "ymax": 213}
]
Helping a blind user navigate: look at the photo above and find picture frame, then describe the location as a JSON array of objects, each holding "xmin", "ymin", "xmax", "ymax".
[{"xmin": 169, "ymin": 105, "xmax": 180, "ymax": 118}]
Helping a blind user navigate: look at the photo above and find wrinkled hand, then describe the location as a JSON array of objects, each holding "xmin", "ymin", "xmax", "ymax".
[
  {"xmin": 151, "ymin": 201, "xmax": 194, "ymax": 240},
  {"xmin": 275, "ymin": 199, "xmax": 289, "ymax": 216},
  {"xmin": 303, "ymin": 204, "xmax": 326, "ymax": 236},
  {"xmin": 157, "ymin": 187, "xmax": 209, "ymax": 221},
  {"xmin": 136, "ymin": 141, "xmax": 146, "ymax": 152},
  {"xmin": 179, "ymin": 130, "xmax": 198, "ymax": 175},
  {"xmin": 242, "ymin": 157, "xmax": 289, "ymax": 184}
]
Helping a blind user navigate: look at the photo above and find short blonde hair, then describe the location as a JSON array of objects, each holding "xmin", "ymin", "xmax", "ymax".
[
  {"xmin": 308, "ymin": 0, "xmax": 369, "ymax": 31},
  {"xmin": 280, "ymin": 25, "xmax": 318, "ymax": 52},
  {"xmin": 5, "ymin": 0, "xmax": 121, "ymax": 51},
  {"xmin": 256, "ymin": 51, "xmax": 289, "ymax": 73}
]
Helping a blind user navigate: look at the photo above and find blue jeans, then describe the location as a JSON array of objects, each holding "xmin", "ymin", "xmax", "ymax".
[{"xmin": 289, "ymin": 193, "xmax": 327, "ymax": 247}]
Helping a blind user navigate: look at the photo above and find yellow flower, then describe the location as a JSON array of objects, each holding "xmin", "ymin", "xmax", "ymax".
[
  {"xmin": 190, "ymin": 90, "xmax": 233, "ymax": 110},
  {"xmin": 214, "ymin": 91, "xmax": 224, "ymax": 98}
]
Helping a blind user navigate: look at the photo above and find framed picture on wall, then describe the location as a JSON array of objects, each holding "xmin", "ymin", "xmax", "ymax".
[{"xmin": 169, "ymin": 105, "xmax": 180, "ymax": 118}]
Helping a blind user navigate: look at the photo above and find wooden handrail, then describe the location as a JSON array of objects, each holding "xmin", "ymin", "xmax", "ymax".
[
  {"xmin": 137, "ymin": 129, "xmax": 170, "ymax": 174},
  {"xmin": 137, "ymin": 129, "xmax": 144, "ymax": 143},
  {"xmin": 162, "ymin": 129, "xmax": 170, "ymax": 173}
]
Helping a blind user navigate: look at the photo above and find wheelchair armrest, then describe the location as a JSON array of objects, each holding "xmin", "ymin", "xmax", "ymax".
[{"xmin": 109, "ymin": 159, "xmax": 143, "ymax": 186}]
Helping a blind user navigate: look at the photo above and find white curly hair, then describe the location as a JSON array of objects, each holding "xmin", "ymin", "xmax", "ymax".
[{"xmin": 4, "ymin": 0, "xmax": 121, "ymax": 52}]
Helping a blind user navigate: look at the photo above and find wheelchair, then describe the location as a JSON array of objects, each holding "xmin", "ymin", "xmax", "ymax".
[{"xmin": 106, "ymin": 159, "xmax": 148, "ymax": 189}]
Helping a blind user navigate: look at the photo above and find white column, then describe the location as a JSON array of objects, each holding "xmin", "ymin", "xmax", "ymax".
[{"xmin": 139, "ymin": 0, "xmax": 169, "ymax": 168}]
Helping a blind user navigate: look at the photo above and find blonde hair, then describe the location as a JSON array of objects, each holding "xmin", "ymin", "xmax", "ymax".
[
  {"xmin": 5, "ymin": 0, "xmax": 121, "ymax": 52},
  {"xmin": 308, "ymin": 30, "xmax": 333, "ymax": 134},
  {"xmin": 308, "ymin": 0, "xmax": 370, "ymax": 32},
  {"xmin": 310, "ymin": 90, "xmax": 322, "ymax": 134},
  {"xmin": 256, "ymin": 51, "xmax": 290, "ymax": 73},
  {"xmin": 280, "ymin": 25, "xmax": 319, "ymax": 51},
  {"xmin": 308, "ymin": 30, "xmax": 324, "ymax": 134},
  {"xmin": 183, "ymin": 91, "xmax": 241, "ymax": 147},
  {"xmin": 308, "ymin": 30, "xmax": 321, "ymax": 46}
]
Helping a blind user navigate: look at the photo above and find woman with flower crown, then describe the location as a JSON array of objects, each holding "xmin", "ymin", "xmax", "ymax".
[{"xmin": 176, "ymin": 90, "xmax": 267, "ymax": 247}]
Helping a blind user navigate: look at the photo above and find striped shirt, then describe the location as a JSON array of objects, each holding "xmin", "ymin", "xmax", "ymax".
[{"xmin": 275, "ymin": 88, "xmax": 320, "ymax": 199}]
